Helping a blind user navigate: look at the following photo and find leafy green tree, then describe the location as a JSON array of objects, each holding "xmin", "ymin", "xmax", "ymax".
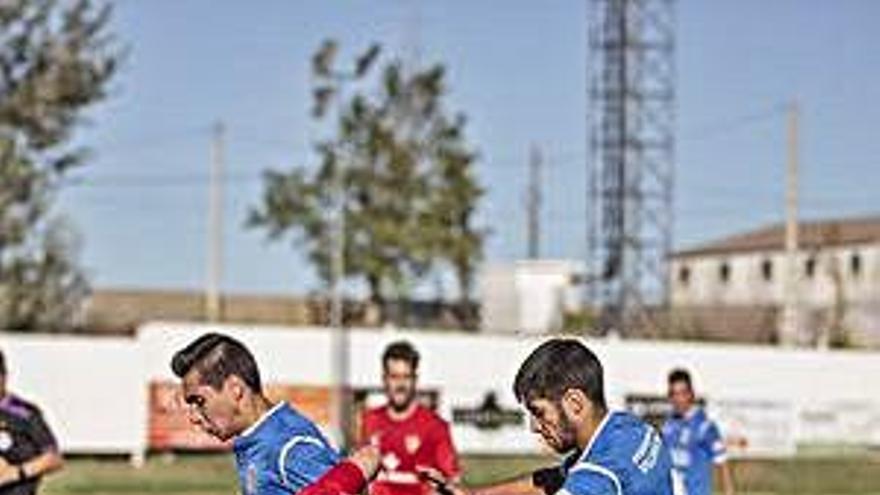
[
  {"xmin": 250, "ymin": 40, "xmax": 485, "ymax": 326},
  {"xmin": 0, "ymin": 0, "xmax": 120, "ymax": 331}
]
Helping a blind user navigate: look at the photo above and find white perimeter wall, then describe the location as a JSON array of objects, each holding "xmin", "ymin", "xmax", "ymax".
[
  {"xmin": 0, "ymin": 333, "xmax": 147, "ymax": 456},
  {"xmin": 3, "ymin": 323, "xmax": 879, "ymax": 457}
]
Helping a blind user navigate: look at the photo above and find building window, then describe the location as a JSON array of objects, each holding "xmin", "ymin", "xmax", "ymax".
[
  {"xmin": 805, "ymin": 257, "xmax": 816, "ymax": 278},
  {"xmin": 761, "ymin": 259, "xmax": 773, "ymax": 281},
  {"xmin": 678, "ymin": 266, "xmax": 691, "ymax": 286},
  {"xmin": 851, "ymin": 253, "xmax": 862, "ymax": 277},
  {"xmin": 719, "ymin": 262, "xmax": 730, "ymax": 283}
]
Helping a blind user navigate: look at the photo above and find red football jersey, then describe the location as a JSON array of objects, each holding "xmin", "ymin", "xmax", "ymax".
[{"xmin": 361, "ymin": 404, "xmax": 460, "ymax": 495}]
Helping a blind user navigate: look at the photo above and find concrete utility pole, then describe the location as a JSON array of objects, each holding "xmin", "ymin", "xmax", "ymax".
[
  {"xmin": 206, "ymin": 121, "xmax": 225, "ymax": 322},
  {"xmin": 330, "ymin": 125, "xmax": 351, "ymax": 452},
  {"xmin": 402, "ymin": 0, "xmax": 422, "ymax": 73},
  {"xmin": 781, "ymin": 100, "xmax": 800, "ymax": 346},
  {"xmin": 314, "ymin": 40, "xmax": 379, "ymax": 451},
  {"xmin": 527, "ymin": 144, "xmax": 543, "ymax": 259}
]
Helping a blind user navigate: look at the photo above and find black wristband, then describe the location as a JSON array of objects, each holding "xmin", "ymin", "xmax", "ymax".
[
  {"xmin": 532, "ymin": 466, "xmax": 565, "ymax": 495},
  {"xmin": 17, "ymin": 464, "xmax": 26, "ymax": 482}
]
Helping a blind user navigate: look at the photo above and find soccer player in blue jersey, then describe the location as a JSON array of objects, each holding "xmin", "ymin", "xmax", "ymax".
[
  {"xmin": 662, "ymin": 369, "xmax": 734, "ymax": 495},
  {"xmin": 443, "ymin": 339, "xmax": 674, "ymax": 495},
  {"xmin": 513, "ymin": 339, "xmax": 674, "ymax": 495},
  {"xmin": 171, "ymin": 333, "xmax": 342, "ymax": 495}
]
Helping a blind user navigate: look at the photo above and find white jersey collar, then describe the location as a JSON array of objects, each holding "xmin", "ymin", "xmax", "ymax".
[
  {"xmin": 240, "ymin": 401, "xmax": 285, "ymax": 439},
  {"xmin": 578, "ymin": 410, "xmax": 614, "ymax": 463}
]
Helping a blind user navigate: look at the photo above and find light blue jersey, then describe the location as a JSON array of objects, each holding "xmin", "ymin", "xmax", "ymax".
[
  {"xmin": 233, "ymin": 402, "xmax": 340, "ymax": 495},
  {"xmin": 662, "ymin": 408, "xmax": 726, "ymax": 495},
  {"xmin": 560, "ymin": 411, "xmax": 674, "ymax": 495}
]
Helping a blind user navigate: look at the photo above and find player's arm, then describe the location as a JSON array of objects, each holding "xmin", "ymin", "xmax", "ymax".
[
  {"xmin": 25, "ymin": 450, "xmax": 63, "ymax": 479},
  {"xmin": 0, "ymin": 446, "xmax": 63, "ymax": 487},
  {"xmin": 298, "ymin": 445, "xmax": 381, "ymax": 495},
  {"xmin": 421, "ymin": 466, "xmax": 563, "ymax": 495},
  {"xmin": 703, "ymin": 421, "xmax": 734, "ymax": 495},
  {"xmin": 428, "ymin": 421, "xmax": 462, "ymax": 483},
  {"xmin": 415, "ymin": 417, "xmax": 462, "ymax": 494},
  {"xmin": 423, "ymin": 475, "xmax": 536, "ymax": 495},
  {"xmin": 472, "ymin": 474, "xmax": 546, "ymax": 495},
  {"xmin": 715, "ymin": 463, "xmax": 735, "ymax": 495},
  {"xmin": 0, "ymin": 409, "xmax": 64, "ymax": 486}
]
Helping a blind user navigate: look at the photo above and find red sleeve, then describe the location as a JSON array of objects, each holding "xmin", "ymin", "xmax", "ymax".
[
  {"xmin": 297, "ymin": 461, "xmax": 367, "ymax": 495},
  {"xmin": 432, "ymin": 418, "xmax": 460, "ymax": 480}
]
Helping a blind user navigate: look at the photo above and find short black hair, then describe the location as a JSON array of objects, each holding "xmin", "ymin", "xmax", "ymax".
[
  {"xmin": 668, "ymin": 368, "xmax": 693, "ymax": 389},
  {"xmin": 513, "ymin": 338, "xmax": 607, "ymax": 410},
  {"xmin": 382, "ymin": 340, "xmax": 420, "ymax": 372},
  {"xmin": 0, "ymin": 348, "xmax": 6, "ymax": 376},
  {"xmin": 170, "ymin": 333, "xmax": 262, "ymax": 393}
]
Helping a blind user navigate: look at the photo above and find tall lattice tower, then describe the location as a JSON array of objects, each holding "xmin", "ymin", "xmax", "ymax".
[{"xmin": 586, "ymin": 0, "xmax": 675, "ymax": 336}]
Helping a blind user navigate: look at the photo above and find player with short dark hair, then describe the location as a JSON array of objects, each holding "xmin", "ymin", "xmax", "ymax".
[
  {"xmin": 361, "ymin": 340, "xmax": 460, "ymax": 495},
  {"xmin": 0, "ymin": 349, "xmax": 63, "ymax": 495},
  {"xmin": 663, "ymin": 368, "xmax": 734, "ymax": 495},
  {"xmin": 515, "ymin": 339, "xmax": 672, "ymax": 495},
  {"xmin": 451, "ymin": 339, "xmax": 674, "ymax": 495},
  {"xmin": 171, "ymin": 332, "xmax": 263, "ymax": 392},
  {"xmin": 512, "ymin": 339, "xmax": 607, "ymax": 410},
  {"xmin": 381, "ymin": 341, "xmax": 420, "ymax": 373},
  {"xmin": 171, "ymin": 333, "xmax": 341, "ymax": 495}
]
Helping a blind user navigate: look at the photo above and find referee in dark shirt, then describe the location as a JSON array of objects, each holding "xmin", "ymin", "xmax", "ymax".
[{"xmin": 0, "ymin": 349, "xmax": 63, "ymax": 495}]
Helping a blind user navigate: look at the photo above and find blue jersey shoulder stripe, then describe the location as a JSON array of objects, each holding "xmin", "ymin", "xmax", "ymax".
[
  {"xmin": 570, "ymin": 462, "xmax": 623, "ymax": 495},
  {"xmin": 278, "ymin": 435, "xmax": 327, "ymax": 488}
]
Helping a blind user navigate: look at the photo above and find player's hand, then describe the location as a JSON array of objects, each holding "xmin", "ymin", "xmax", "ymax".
[
  {"xmin": 440, "ymin": 485, "xmax": 469, "ymax": 495},
  {"xmin": 417, "ymin": 466, "xmax": 464, "ymax": 495},
  {"xmin": 416, "ymin": 466, "xmax": 447, "ymax": 485},
  {"xmin": 349, "ymin": 445, "xmax": 381, "ymax": 482},
  {"xmin": 0, "ymin": 457, "xmax": 19, "ymax": 487}
]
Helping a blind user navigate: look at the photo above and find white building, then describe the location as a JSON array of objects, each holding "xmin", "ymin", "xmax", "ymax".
[
  {"xmin": 670, "ymin": 216, "xmax": 880, "ymax": 347},
  {"xmin": 480, "ymin": 260, "xmax": 583, "ymax": 334}
]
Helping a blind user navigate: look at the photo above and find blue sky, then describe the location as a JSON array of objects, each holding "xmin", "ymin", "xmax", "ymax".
[{"xmin": 58, "ymin": 0, "xmax": 880, "ymax": 296}]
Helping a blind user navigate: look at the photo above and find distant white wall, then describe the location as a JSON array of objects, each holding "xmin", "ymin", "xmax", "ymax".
[
  {"xmin": 3, "ymin": 324, "xmax": 879, "ymax": 458},
  {"xmin": 142, "ymin": 323, "xmax": 880, "ymax": 455},
  {"xmin": 0, "ymin": 333, "xmax": 147, "ymax": 457}
]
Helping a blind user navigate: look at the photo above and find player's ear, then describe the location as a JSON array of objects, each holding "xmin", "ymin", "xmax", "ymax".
[
  {"xmin": 224, "ymin": 375, "xmax": 246, "ymax": 401},
  {"xmin": 561, "ymin": 388, "xmax": 589, "ymax": 418}
]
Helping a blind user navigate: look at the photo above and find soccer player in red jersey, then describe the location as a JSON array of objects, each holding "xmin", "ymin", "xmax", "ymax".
[{"xmin": 360, "ymin": 341, "xmax": 461, "ymax": 495}]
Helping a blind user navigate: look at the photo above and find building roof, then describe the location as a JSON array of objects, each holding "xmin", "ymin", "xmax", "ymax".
[{"xmin": 673, "ymin": 215, "xmax": 880, "ymax": 258}]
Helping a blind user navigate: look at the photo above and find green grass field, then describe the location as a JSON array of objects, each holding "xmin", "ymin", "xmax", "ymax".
[{"xmin": 41, "ymin": 454, "xmax": 880, "ymax": 495}]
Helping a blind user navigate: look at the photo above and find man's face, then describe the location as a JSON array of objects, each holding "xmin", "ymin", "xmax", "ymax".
[
  {"xmin": 383, "ymin": 358, "xmax": 417, "ymax": 411},
  {"xmin": 668, "ymin": 380, "xmax": 695, "ymax": 416},
  {"xmin": 181, "ymin": 370, "xmax": 240, "ymax": 441},
  {"xmin": 525, "ymin": 397, "xmax": 578, "ymax": 454}
]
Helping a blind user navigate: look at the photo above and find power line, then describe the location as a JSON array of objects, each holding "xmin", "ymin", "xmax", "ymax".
[{"xmin": 680, "ymin": 103, "xmax": 788, "ymax": 142}]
